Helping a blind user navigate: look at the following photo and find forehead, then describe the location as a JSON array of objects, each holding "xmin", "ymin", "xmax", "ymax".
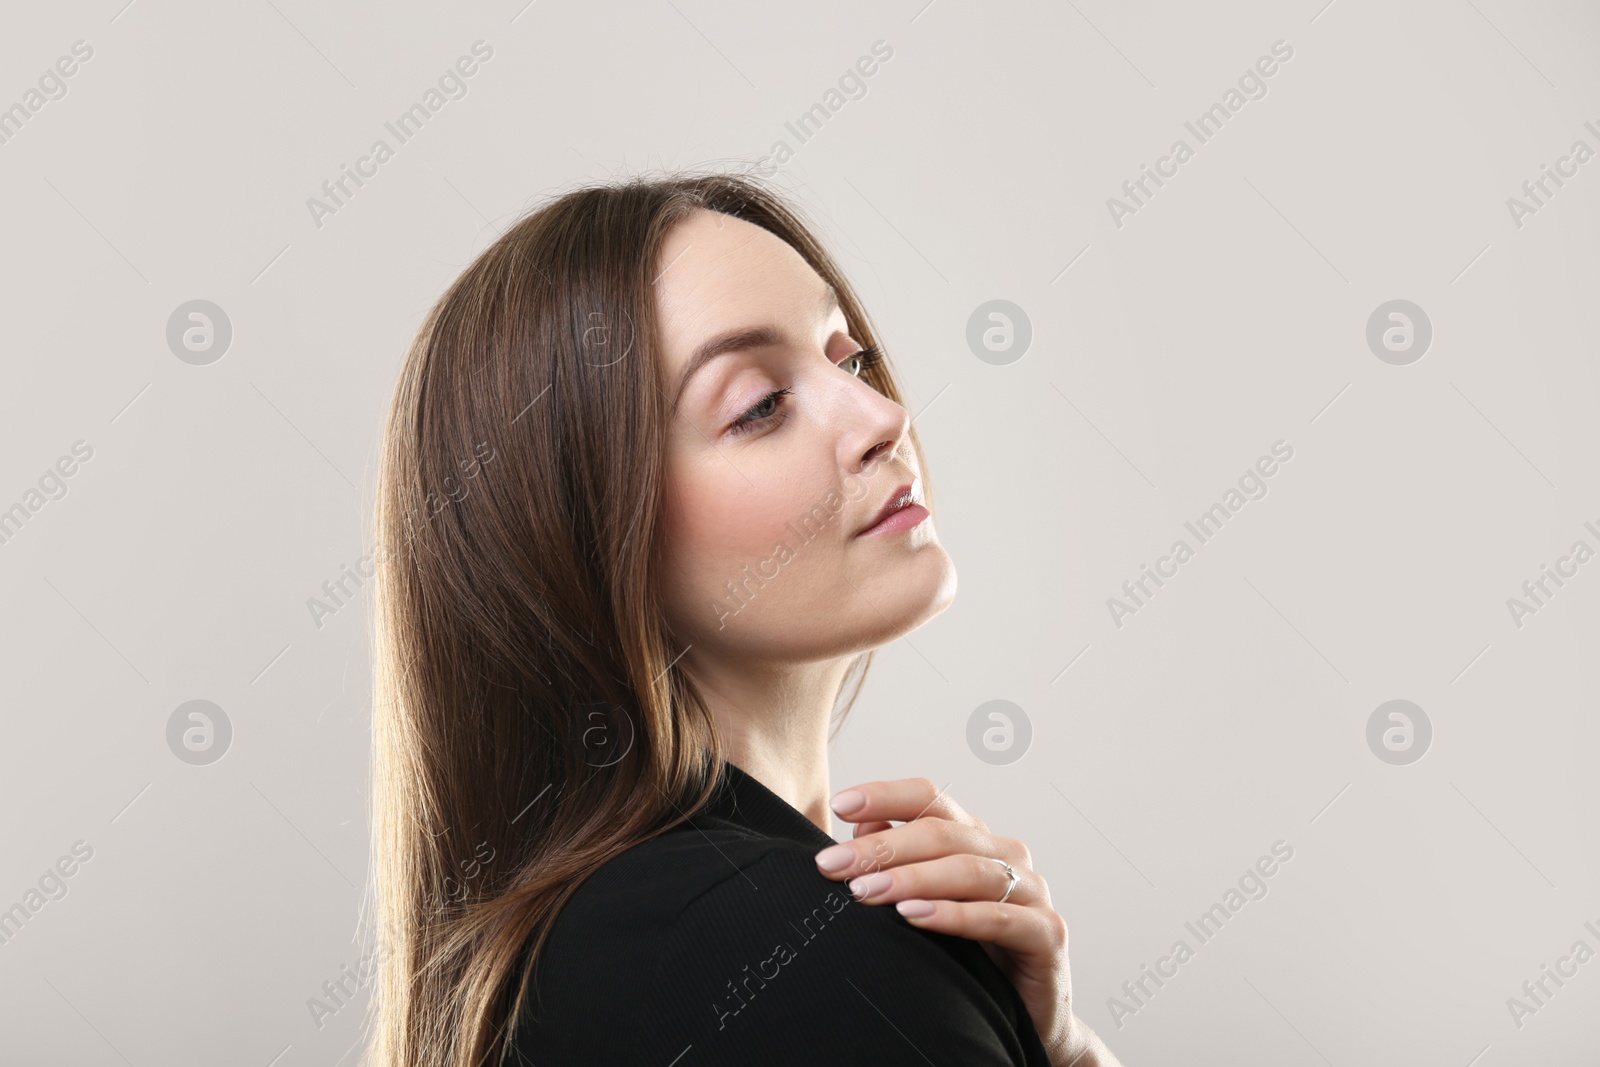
[{"xmin": 653, "ymin": 210, "xmax": 829, "ymax": 360}]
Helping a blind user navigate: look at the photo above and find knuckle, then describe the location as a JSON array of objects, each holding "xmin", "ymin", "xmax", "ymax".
[{"xmin": 860, "ymin": 841, "xmax": 895, "ymax": 872}]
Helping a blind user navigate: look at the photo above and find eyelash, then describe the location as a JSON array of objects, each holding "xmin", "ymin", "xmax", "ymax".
[{"xmin": 728, "ymin": 346, "xmax": 884, "ymax": 437}]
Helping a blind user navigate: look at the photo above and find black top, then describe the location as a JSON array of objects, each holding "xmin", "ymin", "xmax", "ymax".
[{"xmin": 508, "ymin": 760, "xmax": 1052, "ymax": 1065}]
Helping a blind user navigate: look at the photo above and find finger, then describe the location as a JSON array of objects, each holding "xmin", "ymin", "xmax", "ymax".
[
  {"xmin": 815, "ymin": 818, "xmax": 1025, "ymax": 879},
  {"xmin": 893, "ymin": 899, "xmax": 1068, "ymax": 959},
  {"xmin": 830, "ymin": 776, "xmax": 985, "ymax": 830},
  {"xmin": 844, "ymin": 853, "xmax": 1041, "ymax": 908},
  {"xmin": 851, "ymin": 820, "xmax": 894, "ymax": 839}
]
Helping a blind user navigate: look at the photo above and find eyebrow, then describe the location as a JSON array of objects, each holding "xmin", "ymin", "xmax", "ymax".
[{"xmin": 670, "ymin": 282, "xmax": 841, "ymax": 416}]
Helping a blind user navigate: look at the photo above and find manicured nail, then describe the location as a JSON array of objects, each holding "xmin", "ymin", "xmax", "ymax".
[
  {"xmin": 848, "ymin": 872, "xmax": 893, "ymax": 900},
  {"xmin": 830, "ymin": 789, "xmax": 866, "ymax": 816},
  {"xmin": 896, "ymin": 899, "xmax": 935, "ymax": 918},
  {"xmin": 815, "ymin": 844, "xmax": 854, "ymax": 872}
]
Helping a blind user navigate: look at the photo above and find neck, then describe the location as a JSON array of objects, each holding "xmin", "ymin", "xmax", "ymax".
[{"xmin": 692, "ymin": 658, "xmax": 854, "ymax": 835}]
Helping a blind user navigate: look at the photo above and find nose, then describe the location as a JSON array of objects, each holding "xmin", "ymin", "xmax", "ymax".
[{"xmin": 848, "ymin": 391, "xmax": 910, "ymax": 477}]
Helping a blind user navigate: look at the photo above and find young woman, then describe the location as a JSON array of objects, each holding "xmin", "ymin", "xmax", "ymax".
[{"xmin": 363, "ymin": 173, "xmax": 1123, "ymax": 1066}]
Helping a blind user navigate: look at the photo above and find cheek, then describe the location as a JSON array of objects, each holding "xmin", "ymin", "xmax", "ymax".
[
  {"xmin": 663, "ymin": 462, "xmax": 799, "ymax": 593},
  {"xmin": 665, "ymin": 463, "xmax": 790, "ymax": 572}
]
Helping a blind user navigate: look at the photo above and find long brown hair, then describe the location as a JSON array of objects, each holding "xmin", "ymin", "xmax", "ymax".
[{"xmin": 361, "ymin": 171, "xmax": 932, "ymax": 1066}]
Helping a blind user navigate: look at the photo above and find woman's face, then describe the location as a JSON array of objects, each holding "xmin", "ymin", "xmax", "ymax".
[{"xmin": 655, "ymin": 209, "xmax": 956, "ymax": 665}]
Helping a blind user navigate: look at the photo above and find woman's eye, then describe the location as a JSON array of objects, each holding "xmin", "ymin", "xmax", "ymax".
[
  {"xmin": 842, "ymin": 345, "xmax": 884, "ymax": 377},
  {"xmin": 729, "ymin": 389, "xmax": 792, "ymax": 437},
  {"xmin": 725, "ymin": 346, "xmax": 884, "ymax": 438}
]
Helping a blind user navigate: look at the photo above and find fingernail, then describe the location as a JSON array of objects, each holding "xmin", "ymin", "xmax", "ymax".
[
  {"xmin": 848, "ymin": 872, "xmax": 892, "ymax": 900},
  {"xmin": 896, "ymin": 899, "xmax": 935, "ymax": 918},
  {"xmin": 815, "ymin": 844, "xmax": 854, "ymax": 872},
  {"xmin": 830, "ymin": 789, "xmax": 866, "ymax": 816}
]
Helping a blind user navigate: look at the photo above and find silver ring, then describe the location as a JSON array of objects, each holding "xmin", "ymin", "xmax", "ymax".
[{"xmin": 995, "ymin": 859, "xmax": 1019, "ymax": 904}]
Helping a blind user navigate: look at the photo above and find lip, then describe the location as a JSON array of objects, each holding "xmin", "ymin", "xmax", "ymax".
[{"xmin": 857, "ymin": 478, "xmax": 928, "ymax": 537}]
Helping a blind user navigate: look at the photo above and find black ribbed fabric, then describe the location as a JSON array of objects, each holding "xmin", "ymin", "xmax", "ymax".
[{"xmin": 507, "ymin": 760, "xmax": 1052, "ymax": 1065}]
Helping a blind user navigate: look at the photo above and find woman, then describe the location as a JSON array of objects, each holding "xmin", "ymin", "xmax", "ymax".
[{"xmin": 363, "ymin": 172, "xmax": 1123, "ymax": 1066}]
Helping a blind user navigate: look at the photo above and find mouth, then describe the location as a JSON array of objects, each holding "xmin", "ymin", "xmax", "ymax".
[{"xmin": 857, "ymin": 477, "xmax": 929, "ymax": 537}]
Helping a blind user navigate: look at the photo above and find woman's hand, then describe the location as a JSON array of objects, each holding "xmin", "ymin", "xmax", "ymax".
[{"xmin": 812, "ymin": 777, "xmax": 1123, "ymax": 1067}]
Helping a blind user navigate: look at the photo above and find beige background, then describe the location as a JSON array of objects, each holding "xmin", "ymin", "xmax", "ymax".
[{"xmin": 1, "ymin": 0, "xmax": 1598, "ymax": 1063}]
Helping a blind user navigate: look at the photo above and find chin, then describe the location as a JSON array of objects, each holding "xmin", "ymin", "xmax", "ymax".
[
  {"xmin": 920, "ymin": 548, "xmax": 959, "ymax": 620},
  {"xmin": 863, "ymin": 543, "xmax": 958, "ymax": 645}
]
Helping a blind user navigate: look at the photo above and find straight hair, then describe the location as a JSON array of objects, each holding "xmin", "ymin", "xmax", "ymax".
[{"xmin": 361, "ymin": 170, "xmax": 932, "ymax": 1066}]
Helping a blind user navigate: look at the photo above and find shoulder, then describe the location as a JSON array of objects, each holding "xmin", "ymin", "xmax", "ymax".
[
  {"xmin": 512, "ymin": 829, "xmax": 1040, "ymax": 1065},
  {"xmin": 507, "ymin": 822, "xmax": 799, "ymax": 1061}
]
